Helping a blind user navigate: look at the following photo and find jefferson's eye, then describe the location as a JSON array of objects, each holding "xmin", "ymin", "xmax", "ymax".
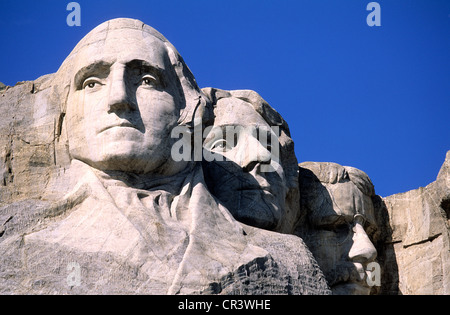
[{"xmin": 210, "ymin": 139, "xmax": 232, "ymax": 152}]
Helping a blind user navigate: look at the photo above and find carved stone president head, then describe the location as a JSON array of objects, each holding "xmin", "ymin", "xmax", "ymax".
[
  {"xmin": 201, "ymin": 88, "xmax": 300, "ymax": 233},
  {"xmin": 51, "ymin": 18, "xmax": 209, "ymax": 175},
  {"xmin": 297, "ymin": 162, "xmax": 379, "ymax": 295}
]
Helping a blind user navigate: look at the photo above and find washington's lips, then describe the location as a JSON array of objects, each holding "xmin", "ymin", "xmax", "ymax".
[{"xmin": 99, "ymin": 121, "xmax": 138, "ymax": 133}]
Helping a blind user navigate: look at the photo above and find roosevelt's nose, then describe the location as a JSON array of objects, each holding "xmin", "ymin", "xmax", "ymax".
[
  {"xmin": 348, "ymin": 222, "xmax": 377, "ymax": 264},
  {"xmin": 240, "ymin": 134, "xmax": 272, "ymax": 172},
  {"xmin": 107, "ymin": 66, "xmax": 136, "ymax": 113}
]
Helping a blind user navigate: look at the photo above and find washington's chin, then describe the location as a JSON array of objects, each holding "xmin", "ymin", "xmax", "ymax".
[
  {"xmin": 331, "ymin": 282, "xmax": 372, "ymax": 295},
  {"xmin": 72, "ymin": 147, "xmax": 167, "ymax": 174},
  {"xmin": 84, "ymin": 157, "xmax": 156, "ymax": 174}
]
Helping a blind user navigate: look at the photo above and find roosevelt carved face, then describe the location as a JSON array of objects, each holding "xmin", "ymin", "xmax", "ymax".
[
  {"xmin": 299, "ymin": 163, "xmax": 378, "ymax": 295},
  {"xmin": 65, "ymin": 24, "xmax": 188, "ymax": 175}
]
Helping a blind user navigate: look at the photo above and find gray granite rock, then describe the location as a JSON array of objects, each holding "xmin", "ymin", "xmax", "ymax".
[{"xmin": 0, "ymin": 18, "xmax": 330, "ymax": 295}]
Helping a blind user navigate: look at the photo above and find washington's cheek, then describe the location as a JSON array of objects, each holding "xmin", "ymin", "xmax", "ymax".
[
  {"xmin": 139, "ymin": 98, "xmax": 180, "ymax": 150},
  {"xmin": 66, "ymin": 94, "xmax": 90, "ymax": 157},
  {"xmin": 136, "ymin": 89, "xmax": 179, "ymax": 117},
  {"xmin": 83, "ymin": 93, "xmax": 109, "ymax": 134}
]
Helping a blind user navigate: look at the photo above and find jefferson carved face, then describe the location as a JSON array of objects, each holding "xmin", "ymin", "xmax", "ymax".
[
  {"xmin": 65, "ymin": 25, "xmax": 187, "ymax": 175},
  {"xmin": 203, "ymin": 97, "xmax": 288, "ymax": 231}
]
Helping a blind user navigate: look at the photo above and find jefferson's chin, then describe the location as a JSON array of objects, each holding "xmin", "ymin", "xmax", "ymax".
[
  {"xmin": 331, "ymin": 282, "xmax": 372, "ymax": 295},
  {"xmin": 233, "ymin": 190, "xmax": 284, "ymax": 231}
]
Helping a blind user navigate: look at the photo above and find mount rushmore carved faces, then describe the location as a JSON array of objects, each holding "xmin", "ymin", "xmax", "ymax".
[{"xmin": 12, "ymin": 18, "xmax": 331, "ymax": 294}]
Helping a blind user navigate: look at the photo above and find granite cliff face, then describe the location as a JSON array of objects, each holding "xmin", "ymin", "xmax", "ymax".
[
  {"xmin": 0, "ymin": 18, "xmax": 448, "ymax": 295},
  {"xmin": 2, "ymin": 74, "xmax": 448, "ymax": 295},
  {"xmin": 0, "ymin": 18, "xmax": 331, "ymax": 295},
  {"xmin": 376, "ymin": 151, "xmax": 450, "ymax": 294},
  {"xmin": 0, "ymin": 75, "xmax": 64, "ymax": 205}
]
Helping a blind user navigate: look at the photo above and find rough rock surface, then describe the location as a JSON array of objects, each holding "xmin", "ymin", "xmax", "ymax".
[
  {"xmin": 0, "ymin": 76, "xmax": 330, "ymax": 295},
  {"xmin": 0, "ymin": 17, "xmax": 448, "ymax": 295},
  {"xmin": 0, "ymin": 18, "xmax": 331, "ymax": 295},
  {"xmin": 375, "ymin": 151, "xmax": 450, "ymax": 294}
]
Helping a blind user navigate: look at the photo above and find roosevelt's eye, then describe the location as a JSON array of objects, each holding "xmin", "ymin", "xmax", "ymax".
[
  {"xmin": 82, "ymin": 77, "xmax": 102, "ymax": 90},
  {"xmin": 210, "ymin": 139, "xmax": 233, "ymax": 152}
]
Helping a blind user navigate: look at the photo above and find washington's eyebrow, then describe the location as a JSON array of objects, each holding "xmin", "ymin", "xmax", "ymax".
[
  {"xmin": 126, "ymin": 60, "xmax": 165, "ymax": 76},
  {"xmin": 74, "ymin": 61, "xmax": 113, "ymax": 90},
  {"xmin": 126, "ymin": 59, "xmax": 166, "ymax": 87}
]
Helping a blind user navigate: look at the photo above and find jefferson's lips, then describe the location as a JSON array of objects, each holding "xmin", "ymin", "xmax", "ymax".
[{"xmin": 237, "ymin": 186, "xmax": 272, "ymax": 193}]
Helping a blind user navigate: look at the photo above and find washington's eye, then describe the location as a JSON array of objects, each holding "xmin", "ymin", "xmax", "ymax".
[
  {"xmin": 82, "ymin": 77, "xmax": 102, "ymax": 90},
  {"xmin": 141, "ymin": 74, "xmax": 157, "ymax": 86},
  {"xmin": 210, "ymin": 139, "xmax": 232, "ymax": 152}
]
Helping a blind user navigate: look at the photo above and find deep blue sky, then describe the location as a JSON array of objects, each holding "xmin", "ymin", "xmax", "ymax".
[{"xmin": 1, "ymin": 0, "xmax": 449, "ymax": 197}]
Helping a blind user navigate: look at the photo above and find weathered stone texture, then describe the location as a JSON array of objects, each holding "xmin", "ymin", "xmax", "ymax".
[
  {"xmin": 0, "ymin": 17, "xmax": 448, "ymax": 295},
  {"xmin": 0, "ymin": 19, "xmax": 331, "ymax": 295},
  {"xmin": 377, "ymin": 151, "xmax": 450, "ymax": 294}
]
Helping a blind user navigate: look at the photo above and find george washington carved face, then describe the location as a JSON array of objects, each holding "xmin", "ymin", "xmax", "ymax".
[{"xmin": 58, "ymin": 19, "xmax": 204, "ymax": 175}]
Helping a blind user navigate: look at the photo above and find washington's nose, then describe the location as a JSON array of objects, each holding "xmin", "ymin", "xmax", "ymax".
[
  {"xmin": 241, "ymin": 134, "xmax": 272, "ymax": 172},
  {"xmin": 348, "ymin": 223, "xmax": 377, "ymax": 264},
  {"xmin": 107, "ymin": 67, "xmax": 136, "ymax": 113}
]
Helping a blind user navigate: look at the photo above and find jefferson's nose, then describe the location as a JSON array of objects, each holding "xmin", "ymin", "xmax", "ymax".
[
  {"xmin": 107, "ymin": 66, "xmax": 136, "ymax": 112},
  {"xmin": 348, "ymin": 222, "xmax": 377, "ymax": 264},
  {"xmin": 240, "ymin": 134, "xmax": 272, "ymax": 172}
]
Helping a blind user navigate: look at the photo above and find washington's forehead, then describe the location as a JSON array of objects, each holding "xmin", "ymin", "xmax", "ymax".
[
  {"xmin": 72, "ymin": 18, "xmax": 167, "ymax": 52},
  {"xmin": 72, "ymin": 31, "xmax": 168, "ymax": 72}
]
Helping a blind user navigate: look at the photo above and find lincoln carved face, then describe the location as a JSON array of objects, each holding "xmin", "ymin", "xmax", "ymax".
[{"xmin": 60, "ymin": 19, "xmax": 202, "ymax": 175}]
